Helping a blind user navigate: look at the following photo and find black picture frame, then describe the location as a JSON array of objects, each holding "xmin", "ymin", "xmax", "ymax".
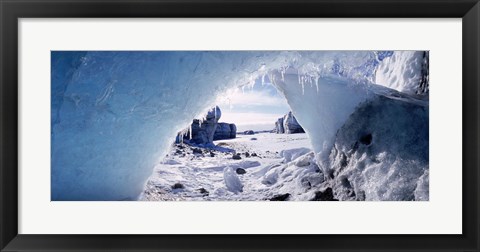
[{"xmin": 1, "ymin": 0, "xmax": 479, "ymax": 251}]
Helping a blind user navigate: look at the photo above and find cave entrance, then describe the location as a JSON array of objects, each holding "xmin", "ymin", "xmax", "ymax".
[{"xmin": 141, "ymin": 76, "xmax": 318, "ymax": 201}]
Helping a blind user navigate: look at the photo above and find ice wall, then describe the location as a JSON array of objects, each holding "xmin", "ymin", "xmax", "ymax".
[
  {"xmin": 51, "ymin": 51, "xmax": 426, "ymax": 200},
  {"xmin": 328, "ymin": 95, "xmax": 429, "ymax": 200}
]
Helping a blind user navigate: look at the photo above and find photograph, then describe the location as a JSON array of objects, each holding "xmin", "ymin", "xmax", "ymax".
[
  {"xmin": 2, "ymin": 0, "xmax": 477, "ymax": 250},
  {"xmin": 51, "ymin": 51, "xmax": 429, "ymax": 201}
]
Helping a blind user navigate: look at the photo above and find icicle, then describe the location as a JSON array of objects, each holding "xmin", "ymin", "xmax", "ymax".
[{"xmin": 189, "ymin": 124, "xmax": 193, "ymax": 139}]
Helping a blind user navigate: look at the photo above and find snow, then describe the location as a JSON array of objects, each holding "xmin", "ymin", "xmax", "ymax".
[
  {"xmin": 141, "ymin": 133, "xmax": 319, "ymax": 201},
  {"xmin": 280, "ymin": 148, "xmax": 311, "ymax": 163},
  {"xmin": 51, "ymin": 51, "xmax": 427, "ymax": 201}
]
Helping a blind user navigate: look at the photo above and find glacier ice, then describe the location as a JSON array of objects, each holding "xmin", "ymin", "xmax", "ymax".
[
  {"xmin": 51, "ymin": 51, "xmax": 428, "ymax": 200},
  {"xmin": 327, "ymin": 95, "xmax": 428, "ymax": 201}
]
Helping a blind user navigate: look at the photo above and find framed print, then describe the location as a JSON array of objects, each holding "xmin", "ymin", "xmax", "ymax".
[{"xmin": 1, "ymin": 0, "xmax": 479, "ymax": 251}]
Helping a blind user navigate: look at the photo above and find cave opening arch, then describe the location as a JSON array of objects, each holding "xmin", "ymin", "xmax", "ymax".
[{"xmin": 141, "ymin": 74, "xmax": 318, "ymax": 201}]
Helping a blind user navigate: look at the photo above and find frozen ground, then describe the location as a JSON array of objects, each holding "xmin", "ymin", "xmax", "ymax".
[{"xmin": 140, "ymin": 133, "xmax": 325, "ymax": 201}]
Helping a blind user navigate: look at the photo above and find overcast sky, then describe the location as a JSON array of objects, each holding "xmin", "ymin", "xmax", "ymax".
[{"xmin": 215, "ymin": 77, "xmax": 290, "ymax": 132}]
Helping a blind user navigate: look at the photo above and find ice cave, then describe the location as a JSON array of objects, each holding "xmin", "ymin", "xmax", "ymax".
[{"xmin": 51, "ymin": 51, "xmax": 429, "ymax": 201}]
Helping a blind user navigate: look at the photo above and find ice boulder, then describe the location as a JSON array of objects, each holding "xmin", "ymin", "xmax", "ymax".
[
  {"xmin": 271, "ymin": 66, "xmax": 429, "ymax": 201},
  {"xmin": 223, "ymin": 167, "xmax": 243, "ymax": 193},
  {"xmin": 326, "ymin": 94, "xmax": 429, "ymax": 201}
]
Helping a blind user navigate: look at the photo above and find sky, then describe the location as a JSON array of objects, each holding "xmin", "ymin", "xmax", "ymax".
[{"xmin": 215, "ymin": 76, "xmax": 291, "ymax": 132}]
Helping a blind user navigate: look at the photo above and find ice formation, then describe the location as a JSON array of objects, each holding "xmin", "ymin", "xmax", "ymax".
[
  {"xmin": 223, "ymin": 167, "xmax": 244, "ymax": 193},
  {"xmin": 51, "ymin": 51, "xmax": 428, "ymax": 200},
  {"xmin": 327, "ymin": 95, "xmax": 428, "ymax": 200}
]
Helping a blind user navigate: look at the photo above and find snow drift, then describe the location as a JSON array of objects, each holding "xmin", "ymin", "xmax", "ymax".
[{"xmin": 51, "ymin": 51, "xmax": 428, "ymax": 200}]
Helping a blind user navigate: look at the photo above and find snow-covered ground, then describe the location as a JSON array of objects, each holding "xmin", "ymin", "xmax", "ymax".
[{"xmin": 141, "ymin": 133, "xmax": 327, "ymax": 201}]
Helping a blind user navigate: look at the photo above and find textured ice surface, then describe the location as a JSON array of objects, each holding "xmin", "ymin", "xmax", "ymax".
[
  {"xmin": 223, "ymin": 167, "xmax": 244, "ymax": 193},
  {"xmin": 375, "ymin": 51, "xmax": 429, "ymax": 95},
  {"xmin": 326, "ymin": 94, "xmax": 429, "ymax": 201},
  {"xmin": 414, "ymin": 170, "xmax": 430, "ymax": 201},
  {"xmin": 51, "ymin": 51, "xmax": 426, "ymax": 200},
  {"xmin": 271, "ymin": 73, "xmax": 371, "ymax": 160}
]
